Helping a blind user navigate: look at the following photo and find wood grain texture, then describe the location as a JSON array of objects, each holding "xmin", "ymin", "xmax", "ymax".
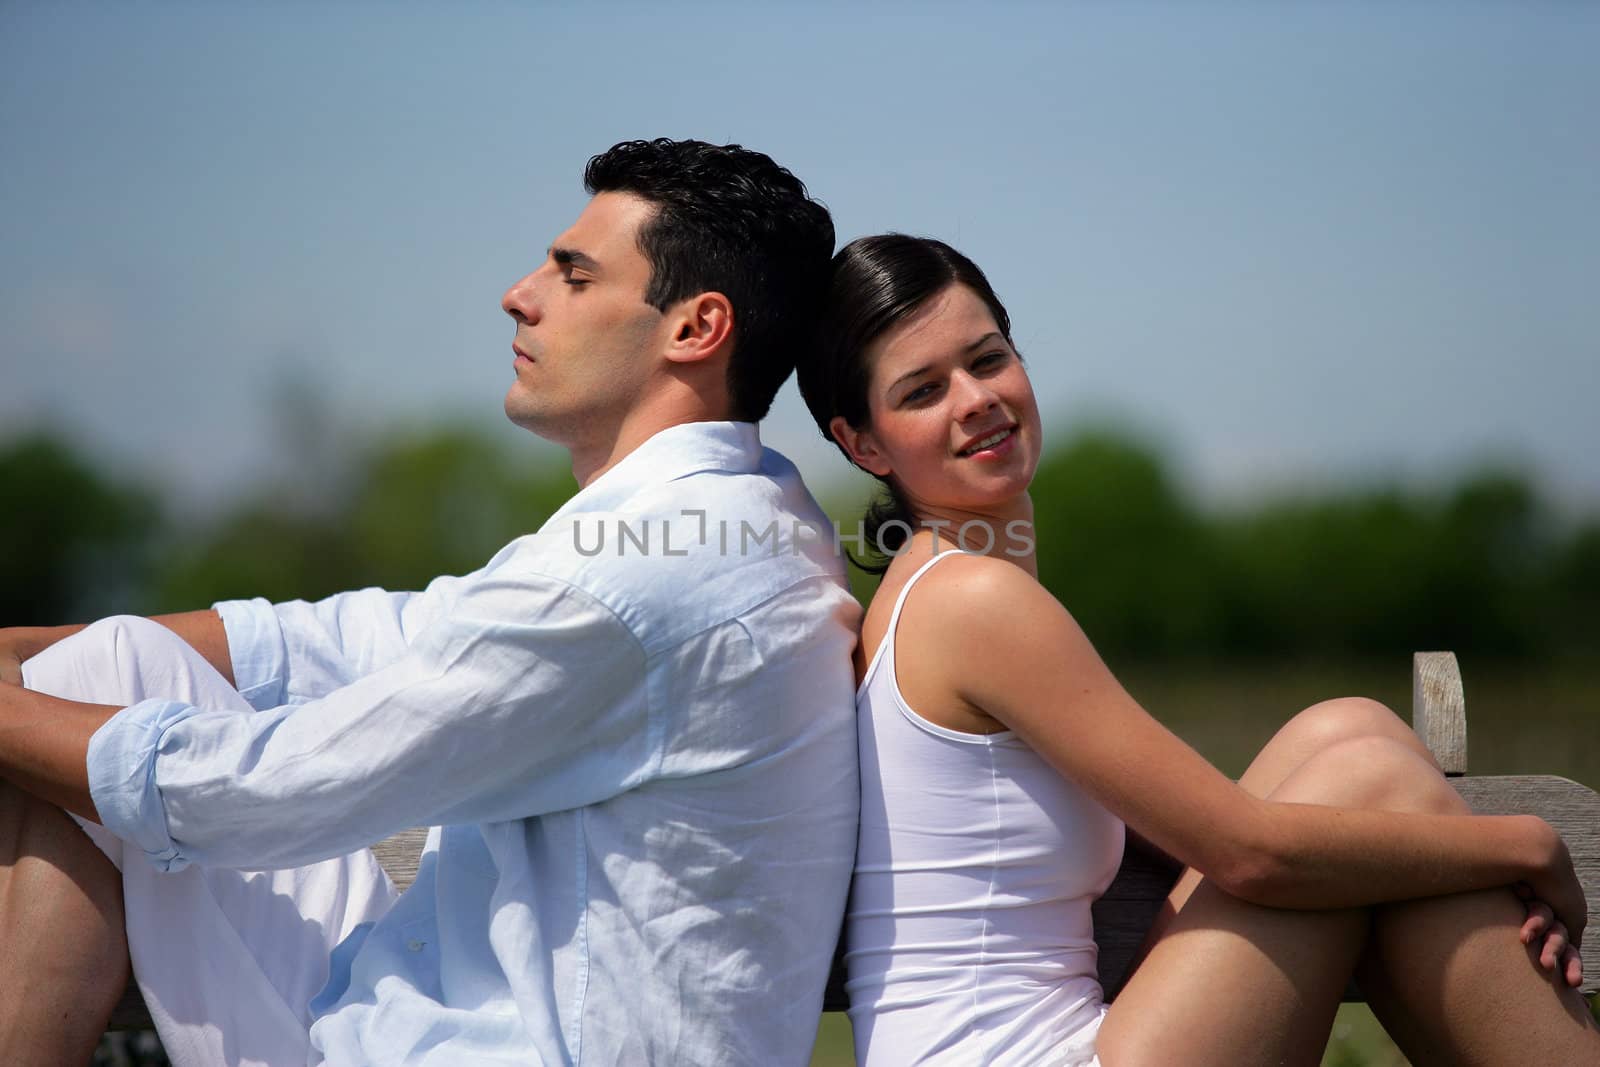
[
  {"xmin": 1413, "ymin": 650, "xmax": 1468, "ymax": 775},
  {"xmin": 372, "ymin": 826, "xmax": 429, "ymax": 892},
  {"xmin": 1455, "ymin": 774, "xmax": 1600, "ymax": 994}
]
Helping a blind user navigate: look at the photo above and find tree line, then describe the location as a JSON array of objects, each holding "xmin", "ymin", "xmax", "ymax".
[{"xmin": 4, "ymin": 426, "xmax": 1595, "ymax": 665}]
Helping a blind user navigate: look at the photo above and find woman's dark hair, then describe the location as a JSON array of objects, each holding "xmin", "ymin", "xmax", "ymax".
[
  {"xmin": 796, "ymin": 234, "xmax": 1015, "ymax": 572},
  {"xmin": 584, "ymin": 139, "xmax": 835, "ymax": 422}
]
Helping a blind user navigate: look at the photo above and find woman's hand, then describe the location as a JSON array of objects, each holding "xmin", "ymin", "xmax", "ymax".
[
  {"xmin": 1517, "ymin": 823, "xmax": 1588, "ymax": 988},
  {"xmin": 1516, "ymin": 882, "xmax": 1586, "ymax": 988}
]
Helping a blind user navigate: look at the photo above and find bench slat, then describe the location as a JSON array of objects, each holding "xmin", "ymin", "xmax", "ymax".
[{"xmin": 1413, "ymin": 651, "xmax": 1468, "ymax": 775}]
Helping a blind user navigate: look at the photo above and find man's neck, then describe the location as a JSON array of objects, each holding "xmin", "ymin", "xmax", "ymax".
[{"xmin": 568, "ymin": 399, "xmax": 734, "ymax": 488}]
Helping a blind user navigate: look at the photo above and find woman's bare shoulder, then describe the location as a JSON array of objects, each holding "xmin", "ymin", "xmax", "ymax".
[
  {"xmin": 902, "ymin": 550, "xmax": 1058, "ymax": 624},
  {"xmin": 869, "ymin": 552, "xmax": 1068, "ymax": 734}
]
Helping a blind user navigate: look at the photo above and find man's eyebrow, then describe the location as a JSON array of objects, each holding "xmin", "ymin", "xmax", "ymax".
[
  {"xmin": 887, "ymin": 333, "xmax": 1007, "ymax": 392},
  {"xmin": 550, "ymin": 246, "xmax": 600, "ymax": 272}
]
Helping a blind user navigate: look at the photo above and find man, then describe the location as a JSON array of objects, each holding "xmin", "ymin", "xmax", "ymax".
[{"xmin": 0, "ymin": 138, "xmax": 860, "ymax": 1065}]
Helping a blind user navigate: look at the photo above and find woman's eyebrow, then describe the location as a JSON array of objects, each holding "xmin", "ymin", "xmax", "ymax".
[{"xmin": 886, "ymin": 333, "xmax": 1007, "ymax": 392}]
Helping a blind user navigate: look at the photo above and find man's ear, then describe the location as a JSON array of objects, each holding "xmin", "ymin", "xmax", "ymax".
[
  {"xmin": 829, "ymin": 415, "xmax": 893, "ymax": 477},
  {"xmin": 663, "ymin": 292, "xmax": 735, "ymax": 366}
]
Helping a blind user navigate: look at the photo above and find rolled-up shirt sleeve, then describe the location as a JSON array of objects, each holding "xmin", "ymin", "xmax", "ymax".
[
  {"xmin": 91, "ymin": 569, "xmax": 651, "ymax": 872},
  {"xmin": 215, "ymin": 572, "xmax": 477, "ymax": 709}
]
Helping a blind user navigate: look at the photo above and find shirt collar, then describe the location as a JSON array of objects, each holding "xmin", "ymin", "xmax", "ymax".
[{"xmin": 544, "ymin": 421, "xmax": 762, "ymax": 524}]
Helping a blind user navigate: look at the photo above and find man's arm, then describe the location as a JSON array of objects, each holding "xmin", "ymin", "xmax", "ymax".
[
  {"xmin": 53, "ymin": 573, "xmax": 651, "ymax": 873},
  {"xmin": 0, "ymin": 611, "xmax": 231, "ymax": 821},
  {"xmin": 0, "ymin": 612, "xmax": 233, "ymax": 687},
  {"xmin": 0, "ymin": 683, "xmax": 117, "ymax": 822}
]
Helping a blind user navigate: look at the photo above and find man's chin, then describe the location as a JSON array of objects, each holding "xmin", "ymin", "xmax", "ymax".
[
  {"xmin": 503, "ymin": 396, "xmax": 545, "ymax": 434},
  {"xmin": 504, "ymin": 396, "xmax": 573, "ymax": 447}
]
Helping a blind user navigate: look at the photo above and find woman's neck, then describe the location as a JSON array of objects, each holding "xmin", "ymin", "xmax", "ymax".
[{"xmin": 906, "ymin": 493, "xmax": 1038, "ymax": 578}]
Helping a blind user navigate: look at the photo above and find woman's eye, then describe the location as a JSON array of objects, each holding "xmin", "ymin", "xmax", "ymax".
[
  {"xmin": 974, "ymin": 351, "xmax": 1008, "ymax": 371},
  {"xmin": 901, "ymin": 383, "xmax": 938, "ymax": 405}
]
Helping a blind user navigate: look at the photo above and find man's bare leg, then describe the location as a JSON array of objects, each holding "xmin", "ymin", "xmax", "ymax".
[{"xmin": 0, "ymin": 778, "xmax": 129, "ymax": 1064}]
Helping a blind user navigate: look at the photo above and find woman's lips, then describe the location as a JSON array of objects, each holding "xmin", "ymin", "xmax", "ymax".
[{"xmin": 958, "ymin": 425, "xmax": 1017, "ymax": 458}]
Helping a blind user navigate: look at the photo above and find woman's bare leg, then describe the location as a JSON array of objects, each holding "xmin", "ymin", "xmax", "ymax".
[
  {"xmin": 1098, "ymin": 699, "xmax": 1600, "ymax": 1066},
  {"xmin": 1353, "ymin": 814, "xmax": 1600, "ymax": 1064},
  {"xmin": 1262, "ymin": 702, "xmax": 1600, "ymax": 1064},
  {"xmin": 0, "ymin": 778, "xmax": 130, "ymax": 1064},
  {"xmin": 1099, "ymin": 731, "xmax": 1406, "ymax": 1066},
  {"xmin": 1137, "ymin": 697, "xmax": 1433, "ymax": 945}
]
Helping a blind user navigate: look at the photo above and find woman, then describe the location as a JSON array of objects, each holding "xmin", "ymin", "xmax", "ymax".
[{"xmin": 796, "ymin": 234, "xmax": 1600, "ymax": 1066}]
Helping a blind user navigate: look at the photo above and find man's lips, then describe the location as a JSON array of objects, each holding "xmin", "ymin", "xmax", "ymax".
[{"xmin": 512, "ymin": 343, "xmax": 534, "ymax": 364}]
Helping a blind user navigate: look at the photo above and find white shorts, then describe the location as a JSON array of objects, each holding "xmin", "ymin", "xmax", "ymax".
[{"xmin": 24, "ymin": 617, "xmax": 399, "ymax": 1067}]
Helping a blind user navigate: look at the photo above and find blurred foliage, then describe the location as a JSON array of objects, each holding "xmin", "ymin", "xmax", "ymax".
[
  {"xmin": 826, "ymin": 428, "xmax": 1596, "ymax": 666},
  {"xmin": 3, "ymin": 423, "xmax": 1596, "ymax": 667},
  {"xmin": 152, "ymin": 426, "xmax": 576, "ymax": 610},
  {"xmin": 1, "ymin": 426, "xmax": 574, "ymax": 623},
  {"xmin": 0, "ymin": 433, "xmax": 160, "ymax": 623},
  {"xmin": 1027, "ymin": 434, "xmax": 1592, "ymax": 664}
]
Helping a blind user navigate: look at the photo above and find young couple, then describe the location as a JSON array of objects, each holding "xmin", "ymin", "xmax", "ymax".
[{"xmin": 0, "ymin": 138, "xmax": 1593, "ymax": 1066}]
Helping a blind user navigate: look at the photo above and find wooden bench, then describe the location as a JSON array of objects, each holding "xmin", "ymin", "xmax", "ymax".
[{"xmin": 107, "ymin": 651, "xmax": 1600, "ymax": 1030}]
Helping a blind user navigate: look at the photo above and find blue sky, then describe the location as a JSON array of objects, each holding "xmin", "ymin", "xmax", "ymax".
[{"xmin": 3, "ymin": 2, "xmax": 1596, "ymax": 512}]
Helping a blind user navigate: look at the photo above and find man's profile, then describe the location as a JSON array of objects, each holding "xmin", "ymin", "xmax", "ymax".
[{"xmin": 0, "ymin": 138, "xmax": 859, "ymax": 1065}]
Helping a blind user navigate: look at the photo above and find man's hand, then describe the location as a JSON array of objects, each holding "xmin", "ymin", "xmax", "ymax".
[
  {"xmin": 0, "ymin": 627, "xmax": 49, "ymax": 687},
  {"xmin": 0, "ymin": 650, "xmax": 21, "ymax": 687}
]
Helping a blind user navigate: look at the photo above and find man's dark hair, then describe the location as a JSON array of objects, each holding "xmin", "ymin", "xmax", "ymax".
[{"xmin": 584, "ymin": 138, "xmax": 834, "ymax": 422}]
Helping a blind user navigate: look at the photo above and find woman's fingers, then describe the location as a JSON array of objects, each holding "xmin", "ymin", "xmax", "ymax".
[
  {"xmin": 1563, "ymin": 945, "xmax": 1584, "ymax": 988},
  {"xmin": 1539, "ymin": 923, "xmax": 1569, "ymax": 970},
  {"xmin": 1522, "ymin": 900, "xmax": 1554, "ymax": 944}
]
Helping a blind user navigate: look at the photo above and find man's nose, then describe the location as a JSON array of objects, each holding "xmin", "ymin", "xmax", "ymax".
[{"xmin": 502, "ymin": 272, "xmax": 542, "ymax": 325}]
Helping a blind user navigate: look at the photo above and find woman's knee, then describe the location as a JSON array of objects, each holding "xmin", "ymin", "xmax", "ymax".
[
  {"xmin": 1285, "ymin": 696, "xmax": 1437, "ymax": 766},
  {"xmin": 1239, "ymin": 696, "xmax": 1435, "ymax": 799},
  {"xmin": 1271, "ymin": 735, "xmax": 1466, "ymax": 815}
]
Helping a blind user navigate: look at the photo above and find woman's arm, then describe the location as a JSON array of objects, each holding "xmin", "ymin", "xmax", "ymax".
[{"xmin": 921, "ymin": 555, "xmax": 1584, "ymax": 936}]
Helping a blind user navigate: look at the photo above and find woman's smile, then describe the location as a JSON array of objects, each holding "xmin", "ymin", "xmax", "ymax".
[{"xmin": 956, "ymin": 424, "xmax": 1019, "ymax": 458}]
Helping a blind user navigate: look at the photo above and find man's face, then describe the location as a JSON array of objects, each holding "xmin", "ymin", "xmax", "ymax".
[{"xmin": 501, "ymin": 191, "xmax": 669, "ymax": 451}]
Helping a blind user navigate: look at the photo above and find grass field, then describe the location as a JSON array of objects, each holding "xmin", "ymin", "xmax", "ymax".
[{"xmin": 808, "ymin": 659, "xmax": 1600, "ymax": 1066}]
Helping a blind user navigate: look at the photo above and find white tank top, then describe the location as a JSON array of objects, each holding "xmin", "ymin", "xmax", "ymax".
[{"xmin": 845, "ymin": 551, "xmax": 1126, "ymax": 1067}]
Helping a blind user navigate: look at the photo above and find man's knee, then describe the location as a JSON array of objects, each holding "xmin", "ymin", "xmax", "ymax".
[{"xmin": 23, "ymin": 615, "xmax": 186, "ymax": 705}]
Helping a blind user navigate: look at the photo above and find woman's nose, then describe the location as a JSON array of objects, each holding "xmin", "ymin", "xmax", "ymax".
[{"xmin": 951, "ymin": 371, "xmax": 999, "ymax": 420}]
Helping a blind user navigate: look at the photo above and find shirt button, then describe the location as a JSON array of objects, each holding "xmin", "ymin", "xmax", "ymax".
[{"xmin": 407, "ymin": 939, "xmax": 425, "ymax": 952}]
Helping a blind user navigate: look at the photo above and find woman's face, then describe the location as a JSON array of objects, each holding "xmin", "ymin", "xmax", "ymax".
[{"xmin": 831, "ymin": 283, "xmax": 1042, "ymax": 519}]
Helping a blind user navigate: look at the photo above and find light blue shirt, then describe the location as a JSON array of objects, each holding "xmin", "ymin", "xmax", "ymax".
[{"xmin": 88, "ymin": 421, "xmax": 862, "ymax": 1066}]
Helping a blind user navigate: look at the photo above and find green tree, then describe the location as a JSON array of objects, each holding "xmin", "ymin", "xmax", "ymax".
[
  {"xmin": 1028, "ymin": 429, "xmax": 1218, "ymax": 662},
  {"xmin": 153, "ymin": 426, "xmax": 577, "ymax": 611},
  {"xmin": 0, "ymin": 432, "xmax": 159, "ymax": 624}
]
